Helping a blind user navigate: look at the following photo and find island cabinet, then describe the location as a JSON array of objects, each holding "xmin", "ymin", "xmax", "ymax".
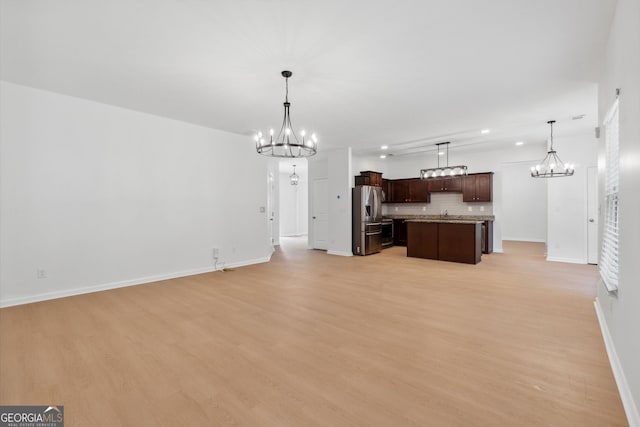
[
  {"xmin": 406, "ymin": 222, "xmax": 438, "ymax": 258},
  {"xmin": 406, "ymin": 221, "xmax": 482, "ymax": 264},
  {"xmin": 462, "ymin": 173, "xmax": 493, "ymax": 202},
  {"xmin": 427, "ymin": 177, "xmax": 462, "ymax": 193}
]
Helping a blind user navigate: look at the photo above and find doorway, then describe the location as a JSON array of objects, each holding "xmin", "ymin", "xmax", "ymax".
[{"xmin": 311, "ymin": 178, "xmax": 329, "ymax": 250}]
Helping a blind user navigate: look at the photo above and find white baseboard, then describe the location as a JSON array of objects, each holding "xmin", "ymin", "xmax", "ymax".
[
  {"xmin": 327, "ymin": 250, "xmax": 353, "ymax": 257},
  {"xmin": 502, "ymin": 237, "xmax": 546, "ymax": 243},
  {"xmin": 493, "ymin": 247, "xmax": 504, "ymax": 253},
  {"xmin": 546, "ymin": 256, "xmax": 586, "ymax": 264},
  {"xmin": 594, "ymin": 298, "xmax": 640, "ymax": 427},
  {"xmin": 0, "ymin": 255, "xmax": 272, "ymax": 308}
]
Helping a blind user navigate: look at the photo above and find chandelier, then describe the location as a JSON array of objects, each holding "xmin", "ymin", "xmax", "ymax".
[
  {"xmin": 531, "ymin": 120, "xmax": 574, "ymax": 178},
  {"xmin": 290, "ymin": 165, "xmax": 299, "ymax": 185},
  {"xmin": 420, "ymin": 142, "xmax": 468, "ymax": 179},
  {"xmin": 255, "ymin": 71, "xmax": 318, "ymax": 158}
]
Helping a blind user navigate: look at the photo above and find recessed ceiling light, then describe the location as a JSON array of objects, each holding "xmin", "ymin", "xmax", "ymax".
[
  {"xmin": 381, "ymin": 145, "xmax": 388, "ymax": 150},
  {"xmin": 380, "ymin": 154, "xmax": 387, "ymax": 159},
  {"xmin": 481, "ymin": 129, "xmax": 491, "ymax": 134},
  {"xmin": 438, "ymin": 152, "xmax": 445, "ymax": 156},
  {"xmin": 515, "ymin": 141, "xmax": 524, "ymax": 146}
]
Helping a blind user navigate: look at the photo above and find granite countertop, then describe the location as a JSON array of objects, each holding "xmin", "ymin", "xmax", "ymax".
[
  {"xmin": 404, "ymin": 219, "xmax": 484, "ymax": 224},
  {"xmin": 383, "ymin": 214, "xmax": 495, "ymax": 221}
]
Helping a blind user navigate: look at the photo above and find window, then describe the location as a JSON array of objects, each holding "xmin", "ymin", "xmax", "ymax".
[{"xmin": 600, "ymin": 98, "xmax": 619, "ymax": 291}]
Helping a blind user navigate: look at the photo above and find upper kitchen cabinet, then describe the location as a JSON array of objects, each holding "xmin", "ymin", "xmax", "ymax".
[
  {"xmin": 382, "ymin": 179, "xmax": 391, "ymax": 203},
  {"xmin": 389, "ymin": 179, "xmax": 409, "ymax": 202},
  {"xmin": 355, "ymin": 171, "xmax": 382, "ymax": 187},
  {"xmin": 428, "ymin": 177, "xmax": 462, "ymax": 193},
  {"xmin": 462, "ymin": 173, "xmax": 493, "ymax": 202},
  {"xmin": 408, "ymin": 179, "xmax": 430, "ymax": 202},
  {"xmin": 388, "ymin": 179, "xmax": 430, "ymax": 203}
]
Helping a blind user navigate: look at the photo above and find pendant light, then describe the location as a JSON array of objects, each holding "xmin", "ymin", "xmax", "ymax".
[
  {"xmin": 420, "ymin": 142, "xmax": 468, "ymax": 179},
  {"xmin": 255, "ymin": 71, "xmax": 318, "ymax": 158},
  {"xmin": 531, "ymin": 120, "xmax": 574, "ymax": 178},
  {"xmin": 290, "ymin": 165, "xmax": 299, "ymax": 185}
]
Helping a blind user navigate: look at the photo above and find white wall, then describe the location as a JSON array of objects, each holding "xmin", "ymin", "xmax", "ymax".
[
  {"xmin": 595, "ymin": 0, "xmax": 640, "ymax": 423},
  {"xmin": 278, "ymin": 164, "xmax": 308, "ymax": 237},
  {"xmin": 546, "ymin": 133, "xmax": 597, "ymax": 263},
  {"xmin": 0, "ymin": 82, "xmax": 273, "ymax": 307},
  {"xmin": 327, "ymin": 147, "xmax": 352, "ymax": 256},
  {"xmin": 502, "ymin": 161, "xmax": 546, "ymax": 242}
]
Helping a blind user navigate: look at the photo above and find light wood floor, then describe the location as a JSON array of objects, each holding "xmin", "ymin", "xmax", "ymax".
[{"xmin": 0, "ymin": 240, "xmax": 627, "ymax": 426}]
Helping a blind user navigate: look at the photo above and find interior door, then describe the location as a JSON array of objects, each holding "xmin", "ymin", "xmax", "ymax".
[
  {"xmin": 587, "ymin": 166, "xmax": 598, "ymax": 264},
  {"xmin": 312, "ymin": 178, "xmax": 329, "ymax": 250}
]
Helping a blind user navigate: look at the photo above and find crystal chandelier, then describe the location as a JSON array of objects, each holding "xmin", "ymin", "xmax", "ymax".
[
  {"xmin": 420, "ymin": 142, "xmax": 468, "ymax": 179},
  {"xmin": 531, "ymin": 120, "xmax": 574, "ymax": 178},
  {"xmin": 290, "ymin": 165, "xmax": 299, "ymax": 185},
  {"xmin": 255, "ymin": 71, "xmax": 318, "ymax": 158}
]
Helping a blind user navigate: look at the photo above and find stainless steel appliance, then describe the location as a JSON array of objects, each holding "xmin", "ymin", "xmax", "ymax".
[
  {"xmin": 381, "ymin": 218, "xmax": 394, "ymax": 248},
  {"xmin": 352, "ymin": 185, "xmax": 383, "ymax": 255}
]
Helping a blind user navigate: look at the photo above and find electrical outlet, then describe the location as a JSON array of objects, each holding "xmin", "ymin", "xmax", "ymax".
[
  {"xmin": 480, "ymin": 206, "xmax": 485, "ymax": 212},
  {"xmin": 468, "ymin": 206, "xmax": 472, "ymax": 212},
  {"xmin": 37, "ymin": 269, "xmax": 46, "ymax": 279},
  {"xmin": 395, "ymin": 207, "xmax": 398, "ymax": 211},
  {"xmin": 422, "ymin": 206, "xmax": 426, "ymax": 211},
  {"xmin": 212, "ymin": 248, "xmax": 219, "ymax": 259}
]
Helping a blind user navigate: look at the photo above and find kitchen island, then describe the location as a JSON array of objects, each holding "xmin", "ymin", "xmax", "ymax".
[{"xmin": 406, "ymin": 219, "xmax": 483, "ymax": 264}]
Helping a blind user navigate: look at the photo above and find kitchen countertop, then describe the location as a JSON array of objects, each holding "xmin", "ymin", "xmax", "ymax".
[{"xmin": 383, "ymin": 214, "xmax": 495, "ymax": 221}]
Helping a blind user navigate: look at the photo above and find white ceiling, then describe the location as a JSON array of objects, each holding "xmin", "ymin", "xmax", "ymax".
[{"xmin": 0, "ymin": 0, "xmax": 616, "ymax": 157}]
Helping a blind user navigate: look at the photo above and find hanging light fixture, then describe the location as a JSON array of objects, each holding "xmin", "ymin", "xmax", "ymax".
[
  {"xmin": 290, "ymin": 164, "xmax": 299, "ymax": 185},
  {"xmin": 531, "ymin": 120, "xmax": 574, "ymax": 178},
  {"xmin": 420, "ymin": 142, "xmax": 468, "ymax": 179},
  {"xmin": 255, "ymin": 71, "xmax": 318, "ymax": 158}
]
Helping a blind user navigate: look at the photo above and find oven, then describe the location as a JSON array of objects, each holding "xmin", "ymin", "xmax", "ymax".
[{"xmin": 381, "ymin": 218, "xmax": 394, "ymax": 248}]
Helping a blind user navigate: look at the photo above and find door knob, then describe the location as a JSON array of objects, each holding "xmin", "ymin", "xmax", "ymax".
[
  {"xmin": 313, "ymin": 216, "xmax": 316, "ymax": 219},
  {"xmin": 589, "ymin": 218, "xmax": 595, "ymax": 223}
]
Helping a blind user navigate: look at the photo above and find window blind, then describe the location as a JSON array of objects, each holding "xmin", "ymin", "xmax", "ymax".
[{"xmin": 600, "ymin": 98, "xmax": 619, "ymax": 291}]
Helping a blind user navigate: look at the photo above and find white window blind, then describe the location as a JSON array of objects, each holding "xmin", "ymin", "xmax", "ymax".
[{"xmin": 600, "ymin": 98, "xmax": 619, "ymax": 291}]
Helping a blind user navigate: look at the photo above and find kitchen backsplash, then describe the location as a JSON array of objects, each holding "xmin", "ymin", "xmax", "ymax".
[{"xmin": 383, "ymin": 192, "xmax": 493, "ymax": 216}]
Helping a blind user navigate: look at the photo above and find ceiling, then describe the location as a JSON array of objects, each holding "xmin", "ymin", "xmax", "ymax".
[{"xmin": 0, "ymin": 0, "xmax": 616, "ymax": 157}]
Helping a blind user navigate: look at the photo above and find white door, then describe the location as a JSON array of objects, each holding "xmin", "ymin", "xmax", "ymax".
[
  {"xmin": 587, "ymin": 166, "xmax": 598, "ymax": 264},
  {"xmin": 312, "ymin": 178, "xmax": 329, "ymax": 250}
]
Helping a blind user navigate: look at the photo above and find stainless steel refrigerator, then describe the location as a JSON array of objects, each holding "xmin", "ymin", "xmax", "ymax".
[{"xmin": 352, "ymin": 185, "xmax": 383, "ymax": 255}]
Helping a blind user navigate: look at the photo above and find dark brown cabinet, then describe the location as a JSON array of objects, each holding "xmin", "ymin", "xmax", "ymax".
[
  {"xmin": 387, "ymin": 178, "xmax": 430, "ymax": 203},
  {"xmin": 407, "ymin": 221, "xmax": 482, "ymax": 264},
  {"xmin": 355, "ymin": 171, "xmax": 382, "ymax": 187},
  {"xmin": 389, "ymin": 179, "xmax": 409, "ymax": 202},
  {"xmin": 462, "ymin": 173, "xmax": 493, "ymax": 202},
  {"xmin": 408, "ymin": 179, "xmax": 430, "ymax": 202},
  {"xmin": 382, "ymin": 179, "xmax": 391, "ymax": 203},
  {"xmin": 393, "ymin": 219, "xmax": 407, "ymax": 246},
  {"xmin": 427, "ymin": 177, "xmax": 462, "ymax": 193},
  {"xmin": 406, "ymin": 222, "xmax": 438, "ymax": 259}
]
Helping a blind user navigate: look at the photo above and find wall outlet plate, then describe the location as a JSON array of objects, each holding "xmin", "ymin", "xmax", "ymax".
[{"xmin": 468, "ymin": 206, "xmax": 472, "ymax": 211}]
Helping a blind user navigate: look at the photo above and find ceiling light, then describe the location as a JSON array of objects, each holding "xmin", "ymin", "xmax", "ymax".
[
  {"xmin": 290, "ymin": 164, "xmax": 299, "ymax": 185},
  {"xmin": 515, "ymin": 141, "xmax": 524, "ymax": 146},
  {"xmin": 380, "ymin": 155, "xmax": 387, "ymax": 159},
  {"xmin": 255, "ymin": 71, "xmax": 317, "ymax": 158},
  {"xmin": 420, "ymin": 142, "xmax": 468, "ymax": 179},
  {"xmin": 530, "ymin": 120, "xmax": 574, "ymax": 178},
  {"xmin": 481, "ymin": 129, "xmax": 491, "ymax": 134},
  {"xmin": 381, "ymin": 145, "xmax": 388, "ymax": 150}
]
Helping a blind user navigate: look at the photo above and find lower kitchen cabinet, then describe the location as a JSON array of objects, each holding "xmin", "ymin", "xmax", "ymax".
[
  {"xmin": 406, "ymin": 222, "xmax": 438, "ymax": 259},
  {"xmin": 406, "ymin": 221, "xmax": 482, "ymax": 264},
  {"xmin": 393, "ymin": 219, "xmax": 407, "ymax": 246}
]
